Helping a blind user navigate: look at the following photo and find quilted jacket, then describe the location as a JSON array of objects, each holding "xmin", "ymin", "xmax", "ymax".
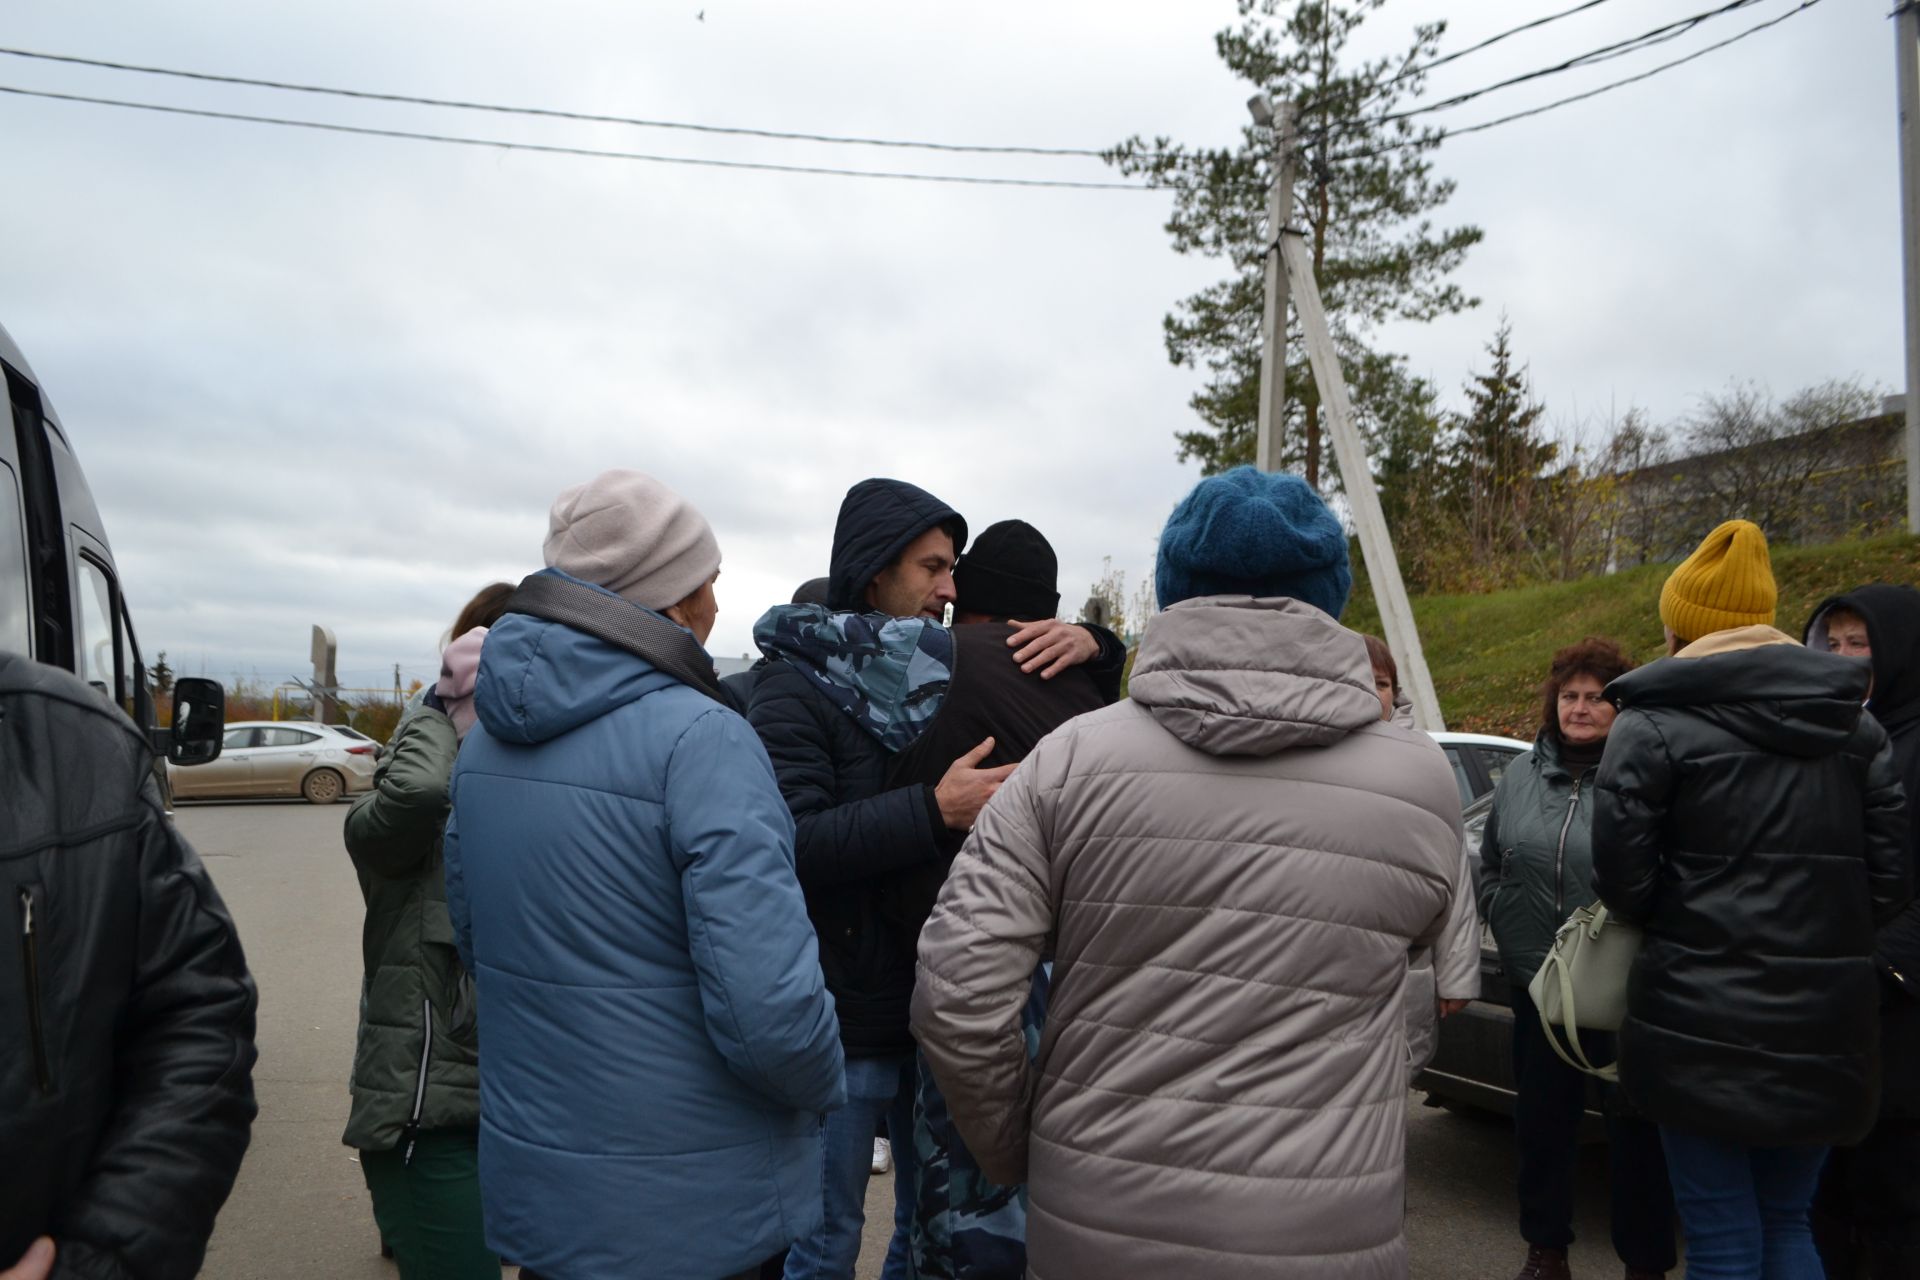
[{"xmin": 912, "ymin": 597, "xmax": 1463, "ymax": 1279}]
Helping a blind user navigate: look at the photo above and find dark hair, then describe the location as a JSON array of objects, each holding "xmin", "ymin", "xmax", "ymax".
[
  {"xmin": 1540, "ymin": 637, "xmax": 1635, "ymax": 738},
  {"xmin": 1361, "ymin": 634, "xmax": 1398, "ymax": 693},
  {"xmin": 451, "ymin": 582, "xmax": 515, "ymax": 638}
]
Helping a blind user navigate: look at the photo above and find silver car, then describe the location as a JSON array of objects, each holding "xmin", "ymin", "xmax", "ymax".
[{"xmin": 167, "ymin": 720, "xmax": 378, "ymax": 804}]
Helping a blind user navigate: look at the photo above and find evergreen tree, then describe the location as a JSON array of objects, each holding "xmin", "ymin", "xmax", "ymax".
[
  {"xmin": 1448, "ymin": 318, "xmax": 1556, "ymax": 570},
  {"xmin": 149, "ymin": 650, "xmax": 174, "ymax": 697},
  {"xmin": 1108, "ymin": 0, "xmax": 1481, "ymax": 485}
]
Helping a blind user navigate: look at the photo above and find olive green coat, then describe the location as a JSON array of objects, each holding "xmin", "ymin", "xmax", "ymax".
[
  {"xmin": 1477, "ymin": 730, "xmax": 1600, "ymax": 989},
  {"xmin": 341, "ymin": 707, "xmax": 480, "ymax": 1151}
]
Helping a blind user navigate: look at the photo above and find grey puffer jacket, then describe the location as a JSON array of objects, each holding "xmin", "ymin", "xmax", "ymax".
[
  {"xmin": 912, "ymin": 597, "xmax": 1463, "ymax": 1280},
  {"xmin": 1478, "ymin": 730, "xmax": 1598, "ymax": 990},
  {"xmin": 1390, "ymin": 695, "xmax": 1481, "ymax": 1081}
]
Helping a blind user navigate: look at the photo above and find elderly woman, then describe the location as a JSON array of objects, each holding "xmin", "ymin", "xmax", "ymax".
[{"xmin": 1479, "ymin": 638, "xmax": 1675, "ymax": 1280}]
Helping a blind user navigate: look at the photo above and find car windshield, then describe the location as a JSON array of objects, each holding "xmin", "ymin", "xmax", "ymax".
[{"xmin": 330, "ymin": 726, "xmax": 369, "ymax": 741}]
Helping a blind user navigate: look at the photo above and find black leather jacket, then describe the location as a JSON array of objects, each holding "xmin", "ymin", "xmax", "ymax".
[
  {"xmin": 0, "ymin": 653, "xmax": 258, "ymax": 1279},
  {"xmin": 1593, "ymin": 635, "xmax": 1909, "ymax": 1147}
]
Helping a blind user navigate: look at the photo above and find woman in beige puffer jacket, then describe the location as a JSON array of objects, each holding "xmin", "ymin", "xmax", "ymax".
[{"xmin": 913, "ymin": 583, "xmax": 1463, "ymax": 1279}]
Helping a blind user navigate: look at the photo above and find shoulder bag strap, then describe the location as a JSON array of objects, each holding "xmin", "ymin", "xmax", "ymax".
[{"xmin": 505, "ymin": 573, "xmax": 727, "ymax": 706}]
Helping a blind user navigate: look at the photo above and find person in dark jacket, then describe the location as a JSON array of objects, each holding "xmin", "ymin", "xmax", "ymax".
[
  {"xmin": 748, "ymin": 482, "xmax": 1118, "ymax": 1280},
  {"xmin": 1479, "ymin": 637, "xmax": 1674, "ymax": 1280},
  {"xmin": 445, "ymin": 470, "xmax": 845, "ymax": 1280},
  {"xmin": 1804, "ymin": 584, "xmax": 1920, "ymax": 1277},
  {"xmin": 889, "ymin": 519, "xmax": 1111, "ymax": 1280},
  {"xmin": 344, "ymin": 601, "xmax": 504, "ymax": 1279},
  {"xmin": 721, "ymin": 577, "xmax": 830, "ymax": 713},
  {"xmin": 0, "ymin": 651, "xmax": 258, "ymax": 1280},
  {"xmin": 1593, "ymin": 521, "xmax": 1909, "ymax": 1280}
]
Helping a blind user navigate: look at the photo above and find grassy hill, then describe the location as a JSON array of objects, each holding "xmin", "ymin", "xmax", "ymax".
[{"xmin": 1344, "ymin": 533, "xmax": 1920, "ymax": 738}]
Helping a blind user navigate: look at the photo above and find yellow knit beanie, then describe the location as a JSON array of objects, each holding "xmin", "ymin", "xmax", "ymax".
[{"xmin": 1659, "ymin": 519, "xmax": 1776, "ymax": 642}]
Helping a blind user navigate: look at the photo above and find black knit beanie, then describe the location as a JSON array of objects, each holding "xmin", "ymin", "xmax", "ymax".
[{"xmin": 955, "ymin": 520, "xmax": 1060, "ymax": 620}]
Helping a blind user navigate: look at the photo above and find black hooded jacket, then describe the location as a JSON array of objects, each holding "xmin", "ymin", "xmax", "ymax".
[
  {"xmin": 749, "ymin": 480, "xmax": 968, "ymax": 1056},
  {"xmin": 1807, "ymin": 583, "xmax": 1920, "ymax": 1115},
  {"xmin": 1592, "ymin": 634, "xmax": 1909, "ymax": 1146},
  {"xmin": 0, "ymin": 653, "xmax": 259, "ymax": 1280}
]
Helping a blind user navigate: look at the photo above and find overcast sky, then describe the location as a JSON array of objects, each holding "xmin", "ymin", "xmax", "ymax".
[{"xmin": 0, "ymin": 0, "xmax": 1899, "ymax": 688}]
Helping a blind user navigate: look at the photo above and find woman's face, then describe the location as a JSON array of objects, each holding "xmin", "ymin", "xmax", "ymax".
[
  {"xmin": 1557, "ymin": 672, "xmax": 1616, "ymax": 746},
  {"xmin": 666, "ymin": 574, "xmax": 720, "ymax": 646},
  {"xmin": 1827, "ymin": 610, "xmax": 1872, "ymax": 659},
  {"xmin": 1371, "ymin": 666, "xmax": 1396, "ymax": 723}
]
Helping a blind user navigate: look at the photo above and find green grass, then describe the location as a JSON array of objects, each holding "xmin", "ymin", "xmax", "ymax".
[{"xmin": 1345, "ymin": 533, "xmax": 1920, "ymax": 737}]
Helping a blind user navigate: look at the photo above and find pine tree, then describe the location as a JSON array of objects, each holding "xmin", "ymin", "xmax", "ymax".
[
  {"xmin": 1108, "ymin": 0, "xmax": 1481, "ymax": 486},
  {"xmin": 1448, "ymin": 318, "xmax": 1556, "ymax": 572}
]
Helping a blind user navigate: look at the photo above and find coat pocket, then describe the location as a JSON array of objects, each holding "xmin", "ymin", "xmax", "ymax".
[{"xmin": 18, "ymin": 884, "xmax": 53, "ymax": 1094}]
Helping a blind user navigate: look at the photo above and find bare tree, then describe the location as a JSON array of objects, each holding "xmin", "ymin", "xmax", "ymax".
[{"xmin": 1677, "ymin": 379, "xmax": 1879, "ymax": 542}]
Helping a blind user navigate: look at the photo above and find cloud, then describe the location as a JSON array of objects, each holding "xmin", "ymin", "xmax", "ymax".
[{"xmin": 0, "ymin": 0, "xmax": 1898, "ymax": 685}]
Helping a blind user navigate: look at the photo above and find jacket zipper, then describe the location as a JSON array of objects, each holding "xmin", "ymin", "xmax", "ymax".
[
  {"xmin": 1553, "ymin": 774, "xmax": 1585, "ymax": 920},
  {"xmin": 401, "ymin": 996, "xmax": 432, "ymax": 1166},
  {"xmin": 20, "ymin": 888, "xmax": 52, "ymax": 1094}
]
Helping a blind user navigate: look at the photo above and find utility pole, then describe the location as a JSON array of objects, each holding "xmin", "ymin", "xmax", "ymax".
[
  {"xmin": 1897, "ymin": 1, "xmax": 1920, "ymax": 531},
  {"xmin": 1248, "ymin": 94, "xmax": 1445, "ymax": 730},
  {"xmin": 1252, "ymin": 96, "xmax": 1296, "ymax": 473}
]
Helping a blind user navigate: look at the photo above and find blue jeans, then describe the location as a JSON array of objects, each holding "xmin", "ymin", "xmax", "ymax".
[
  {"xmin": 785, "ymin": 1053, "xmax": 914, "ymax": 1280},
  {"xmin": 1660, "ymin": 1126, "xmax": 1828, "ymax": 1279}
]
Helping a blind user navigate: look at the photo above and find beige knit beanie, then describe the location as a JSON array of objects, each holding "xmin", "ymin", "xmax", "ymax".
[{"xmin": 543, "ymin": 470, "xmax": 721, "ymax": 611}]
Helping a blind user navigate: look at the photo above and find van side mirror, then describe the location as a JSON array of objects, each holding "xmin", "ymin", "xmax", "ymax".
[{"xmin": 169, "ymin": 677, "xmax": 225, "ymax": 766}]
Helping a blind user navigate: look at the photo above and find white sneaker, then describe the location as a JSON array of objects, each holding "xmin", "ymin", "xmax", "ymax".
[{"xmin": 871, "ymin": 1136, "xmax": 893, "ymax": 1175}]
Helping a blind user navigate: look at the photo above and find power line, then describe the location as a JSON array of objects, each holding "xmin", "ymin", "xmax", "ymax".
[
  {"xmin": 0, "ymin": 45, "xmax": 1119, "ymax": 159},
  {"xmin": 1359, "ymin": 0, "xmax": 1773, "ymax": 130},
  {"xmin": 1329, "ymin": 0, "xmax": 1824, "ymax": 163},
  {"xmin": 1386, "ymin": 0, "xmax": 1621, "ymax": 88},
  {"xmin": 0, "ymin": 83, "xmax": 1156, "ymax": 190}
]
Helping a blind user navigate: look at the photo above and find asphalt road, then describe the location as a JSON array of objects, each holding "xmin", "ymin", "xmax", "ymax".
[{"xmin": 181, "ymin": 800, "xmax": 1643, "ymax": 1280}]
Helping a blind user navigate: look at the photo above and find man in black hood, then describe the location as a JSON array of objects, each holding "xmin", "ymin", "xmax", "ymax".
[
  {"xmin": 748, "ymin": 482, "xmax": 1117, "ymax": 1280},
  {"xmin": 1805, "ymin": 583, "xmax": 1920, "ymax": 1277}
]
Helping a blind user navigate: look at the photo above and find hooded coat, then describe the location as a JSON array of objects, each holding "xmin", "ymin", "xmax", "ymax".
[
  {"xmin": 443, "ymin": 571, "xmax": 845, "ymax": 1280},
  {"xmin": 1806, "ymin": 583, "xmax": 1920, "ymax": 1116},
  {"xmin": 340, "ymin": 705, "xmax": 479, "ymax": 1152},
  {"xmin": 912, "ymin": 597, "xmax": 1463, "ymax": 1279},
  {"xmin": 748, "ymin": 480, "xmax": 967, "ymax": 1056},
  {"xmin": 1593, "ymin": 627, "xmax": 1910, "ymax": 1147}
]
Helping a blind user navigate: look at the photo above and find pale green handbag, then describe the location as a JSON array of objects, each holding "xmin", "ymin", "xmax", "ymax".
[{"xmin": 1526, "ymin": 902, "xmax": 1642, "ymax": 1082}]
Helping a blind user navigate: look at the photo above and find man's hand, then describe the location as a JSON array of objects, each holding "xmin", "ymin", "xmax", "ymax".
[
  {"xmin": 1438, "ymin": 998, "xmax": 1471, "ymax": 1019},
  {"xmin": 935, "ymin": 737, "xmax": 1018, "ymax": 831},
  {"xmin": 1007, "ymin": 620, "xmax": 1098, "ymax": 680},
  {"xmin": 2, "ymin": 1239, "xmax": 54, "ymax": 1280}
]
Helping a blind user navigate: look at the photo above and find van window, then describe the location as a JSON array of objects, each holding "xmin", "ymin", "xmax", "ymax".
[
  {"xmin": 76, "ymin": 554, "xmax": 118, "ymax": 700},
  {"xmin": 0, "ymin": 462, "xmax": 27, "ymax": 656}
]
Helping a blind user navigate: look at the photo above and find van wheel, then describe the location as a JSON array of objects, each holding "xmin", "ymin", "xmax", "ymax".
[{"xmin": 302, "ymin": 768, "xmax": 345, "ymax": 805}]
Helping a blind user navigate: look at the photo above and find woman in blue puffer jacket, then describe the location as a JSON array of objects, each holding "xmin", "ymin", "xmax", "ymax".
[{"xmin": 444, "ymin": 469, "xmax": 846, "ymax": 1280}]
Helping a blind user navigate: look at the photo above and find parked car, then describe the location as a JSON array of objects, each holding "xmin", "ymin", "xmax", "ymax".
[
  {"xmin": 3, "ymin": 320, "xmax": 224, "ymax": 784},
  {"xmin": 168, "ymin": 720, "xmax": 376, "ymax": 804},
  {"xmin": 1427, "ymin": 730, "xmax": 1528, "ymax": 808},
  {"xmin": 1417, "ymin": 730, "xmax": 1609, "ymax": 1137}
]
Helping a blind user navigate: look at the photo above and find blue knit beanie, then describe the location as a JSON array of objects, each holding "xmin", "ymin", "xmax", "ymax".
[{"xmin": 1154, "ymin": 467, "xmax": 1352, "ymax": 618}]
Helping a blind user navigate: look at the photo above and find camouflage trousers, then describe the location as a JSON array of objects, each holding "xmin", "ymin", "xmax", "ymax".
[{"xmin": 908, "ymin": 968, "xmax": 1049, "ymax": 1280}]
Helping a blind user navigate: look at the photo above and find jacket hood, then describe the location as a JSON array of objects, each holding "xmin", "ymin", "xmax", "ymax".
[
  {"xmin": 827, "ymin": 479, "xmax": 967, "ymax": 611},
  {"xmin": 474, "ymin": 570, "xmax": 692, "ymax": 745},
  {"xmin": 1606, "ymin": 628, "xmax": 1871, "ymax": 759},
  {"xmin": 754, "ymin": 604, "xmax": 952, "ymax": 751},
  {"xmin": 1127, "ymin": 595, "xmax": 1382, "ymax": 757},
  {"xmin": 1805, "ymin": 584, "xmax": 1920, "ymax": 730}
]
